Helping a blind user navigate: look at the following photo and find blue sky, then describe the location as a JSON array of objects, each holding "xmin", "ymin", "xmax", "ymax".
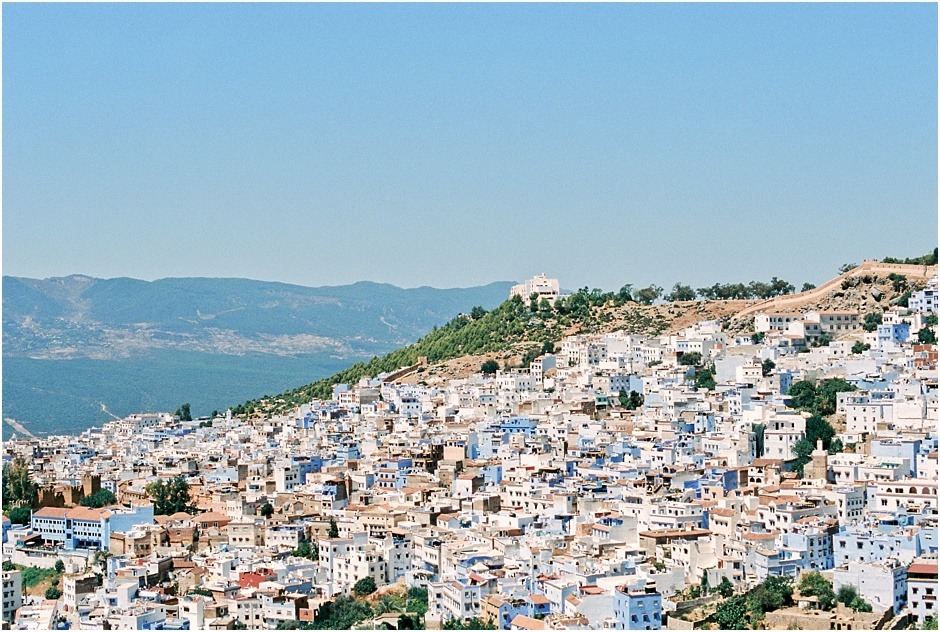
[{"xmin": 3, "ymin": 3, "xmax": 937, "ymax": 291}]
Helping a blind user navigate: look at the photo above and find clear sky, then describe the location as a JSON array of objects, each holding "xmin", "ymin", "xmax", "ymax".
[{"xmin": 3, "ymin": 3, "xmax": 937, "ymax": 292}]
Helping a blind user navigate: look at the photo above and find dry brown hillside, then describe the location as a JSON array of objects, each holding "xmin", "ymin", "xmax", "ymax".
[{"xmin": 400, "ymin": 262, "xmax": 935, "ymax": 387}]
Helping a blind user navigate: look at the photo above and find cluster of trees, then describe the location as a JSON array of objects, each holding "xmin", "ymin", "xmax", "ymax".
[
  {"xmin": 353, "ymin": 577, "xmax": 377, "ymax": 596},
  {"xmin": 694, "ymin": 364, "xmax": 716, "ymax": 391},
  {"xmin": 761, "ymin": 359, "xmax": 775, "ymax": 376},
  {"xmin": 788, "ymin": 378, "xmax": 857, "ymax": 417},
  {"xmin": 618, "ymin": 389, "xmax": 644, "ymax": 410},
  {"xmin": 175, "ymin": 403, "xmax": 192, "ymax": 421},
  {"xmin": 2, "ymin": 458, "xmax": 38, "ymax": 525},
  {"xmin": 797, "ymin": 571, "xmax": 871, "ymax": 612},
  {"xmin": 277, "ymin": 594, "xmax": 374, "ymax": 630},
  {"xmin": 79, "ymin": 488, "xmax": 117, "ymax": 508},
  {"xmin": 714, "ymin": 575, "xmax": 794, "ymax": 629},
  {"xmin": 292, "ymin": 540, "xmax": 319, "ymax": 561},
  {"xmin": 480, "ymin": 359, "xmax": 500, "ymax": 374},
  {"xmin": 689, "ymin": 277, "xmax": 796, "ymax": 301},
  {"xmin": 146, "ymin": 475, "xmax": 196, "ymax": 515},
  {"xmin": 862, "ymin": 312, "xmax": 883, "ymax": 332},
  {"xmin": 852, "ymin": 341, "xmax": 871, "ymax": 354},
  {"xmin": 882, "ymin": 248, "xmax": 938, "ymax": 266},
  {"xmin": 919, "ymin": 324, "xmax": 937, "ymax": 345},
  {"xmin": 277, "ymin": 585, "xmax": 429, "ymax": 630},
  {"xmin": 793, "ymin": 415, "xmax": 844, "ymax": 476},
  {"xmin": 684, "ymin": 574, "xmax": 734, "ymax": 600},
  {"xmin": 787, "ymin": 378, "xmax": 857, "ymax": 475},
  {"xmin": 678, "ymin": 352, "xmax": 702, "ymax": 366}
]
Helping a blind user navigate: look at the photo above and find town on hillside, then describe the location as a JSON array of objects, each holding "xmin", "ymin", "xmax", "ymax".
[{"xmin": 2, "ymin": 271, "xmax": 938, "ymax": 631}]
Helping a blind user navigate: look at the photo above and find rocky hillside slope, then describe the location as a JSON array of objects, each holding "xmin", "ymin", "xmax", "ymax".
[{"xmin": 237, "ymin": 260, "xmax": 935, "ymax": 418}]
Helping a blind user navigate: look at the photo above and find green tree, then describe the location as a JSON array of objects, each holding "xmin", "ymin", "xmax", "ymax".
[
  {"xmin": 407, "ymin": 586, "xmax": 429, "ymax": 616},
  {"xmin": 2, "ymin": 458, "xmax": 38, "ymax": 509},
  {"xmin": 851, "ymin": 341, "xmax": 871, "ymax": 354},
  {"xmin": 923, "ymin": 616, "xmax": 938, "ymax": 630},
  {"xmin": 918, "ymin": 327, "xmax": 937, "ymax": 344},
  {"xmin": 470, "ymin": 306, "xmax": 487, "ymax": 320},
  {"xmin": 374, "ymin": 592, "xmax": 406, "ymax": 615},
  {"xmin": 849, "ymin": 596, "xmax": 872, "ymax": 612},
  {"xmin": 715, "ymin": 594, "xmax": 748, "ymax": 629},
  {"xmin": 293, "ymin": 541, "xmax": 319, "ymax": 561},
  {"xmin": 6, "ymin": 506, "xmax": 31, "ymax": 525},
  {"xmin": 718, "ymin": 576, "xmax": 734, "ymax": 598},
  {"xmin": 798, "ymin": 571, "xmax": 835, "ymax": 611},
  {"xmin": 747, "ymin": 575, "xmax": 793, "ymax": 621},
  {"xmin": 328, "ymin": 518, "xmax": 339, "ymax": 538},
  {"xmin": 751, "ymin": 332, "xmax": 766, "ymax": 344},
  {"xmin": 815, "ymin": 378, "xmax": 857, "ymax": 416},
  {"xmin": 146, "ymin": 475, "xmax": 196, "ymax": 515},
  {"xmin": 635, "ymin": 285, "xmax": 663, "ymax": 305},
  {"xmin": 480, "ymin": 359, "xmax": 500, "ymax": 375},
  {"xmin": 1, "ymin": 561, "xmax": 14, "ymax": 572},
  {"xmin": 787, "ymin": 381, "xmax": 817, "ymax": 410},
  {"xmin": 617, "ymin": 284, "xmax": 634, "ymax": 303},
  {"xmin": 260, "ymin": 502, "xmax": 274, "ymax": 518},
  {"xmin": 54, "ymin": 559, "xmax": 65, "ymax": 574},
  {"xmin": 792, "ymin": 414, "xmax": 837, "ymax": 474},
  {"xmin": 665, "ymin": 283, "xmax": 696, "ymax": 302},
  {"xmin": 762, "ymin": 359, "xmax": 776, "ymax": 377},
  {"xmin": 311, "ymin": 594, "xmax": 373, "ymax": 629},
  {"xmin": 45, "ymin": 585, "xmax": 62, "ymax": 600},
  {"xmin": 888, "ymin": 273, "xmax": 908, "ymax": 293},
  {"xmin": 353, "ymin": 576, "xmax": 377, "ymax": 596},
  {"xmin": 622, "ymin": 390, "xmax": 644, "ymax": 411},
  {"xmin": 175, "ymin": 403, "xmax": 192, "ymax": 421},
  {"xmin": 801, "ymin": 282, "xmax": 816, "ymax": 292},
  {"xmin": 679, "ymin": 352, "xmax": 703, "ymax": 366},
  {"xmin": 835, "ymin": 585, "xmax": 858, "ymax": 606},
  {"xmin": 769, "ymin": 277, "xmax": 796, "ymax": 296},
  {"xmin": 618, "ymin": 388, "xmax": 630, "ymax": 408},
  {"xmin": 862, "ymin": 312, "xmax": 883, "ymax": 332},
  {"xmin": 80, "ymin": 488, "xmax": 117, "ymax": 508},
  {"xmin": 695, "ymin": 367, "xmax": 716, "ymax": 391},
  {"xmin": 839, "ymin": 263, "xmax": 857, "ymax": 274}
]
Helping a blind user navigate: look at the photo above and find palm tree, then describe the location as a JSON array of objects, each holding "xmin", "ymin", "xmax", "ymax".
[{"xmin": 374, "ymin": 592, "xmax": 406, "ymax": 616}]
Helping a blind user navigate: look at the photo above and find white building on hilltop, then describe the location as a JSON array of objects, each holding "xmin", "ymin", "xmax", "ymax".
[{"xmin": 510, "ymin": 274, "xmax": 560, "ymax": 303}]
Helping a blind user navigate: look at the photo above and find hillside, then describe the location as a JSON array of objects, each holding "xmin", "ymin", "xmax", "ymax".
[{"xmin": 237, "ymin": 259, "xmax": 936, "ymax": 418}]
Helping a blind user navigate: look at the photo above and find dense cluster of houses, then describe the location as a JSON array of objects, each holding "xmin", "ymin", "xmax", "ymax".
[{"xmin": 1, "ymin": 277, "xmax": 937, "ymax": 630}]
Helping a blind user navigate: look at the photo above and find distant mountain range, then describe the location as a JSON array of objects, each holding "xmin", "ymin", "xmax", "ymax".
[{"xmin": 2, "ymin": 275, "xmax": 514, "ymax": 435}]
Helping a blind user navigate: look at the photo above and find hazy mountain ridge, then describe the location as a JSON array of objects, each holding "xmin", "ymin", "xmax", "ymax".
[{"xmin": 3, "ymin": 275, "xmax": 515, "ymax": 359}]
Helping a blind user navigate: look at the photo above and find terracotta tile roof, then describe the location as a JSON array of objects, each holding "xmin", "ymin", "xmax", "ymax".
[
  {"xmin": 67, "ymin": 506, "xmax": 111, "ymax": 521},
  {"xmin": 32, "ymin": 507, "xmax": 70, "ymax": 519},
  {"xmin": 194, "ymin": 512, "xmax": 231, "ymax": 524},
  {"xmin": 908, "ymin": 562, "xmax": 938, "ymax": 576},
  {"xmin": 710, "ymin": 508, "xmax": 735, "ymax": 518},
  {"xmin": 510, "ymin": 615, "xmax": 547, "ymax": 630}
]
